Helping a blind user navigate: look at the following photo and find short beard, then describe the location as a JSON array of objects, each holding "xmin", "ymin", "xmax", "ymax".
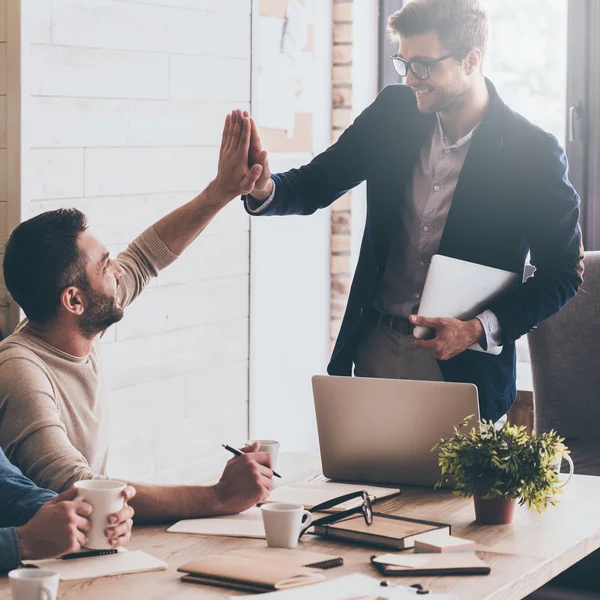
[
  {"xmin": 425, "ymin": 77, "xmax": 469, "ymax": 115},
  {"xmin": 79, "ymin": 287, "xmax": 124, "ymax": 338}
]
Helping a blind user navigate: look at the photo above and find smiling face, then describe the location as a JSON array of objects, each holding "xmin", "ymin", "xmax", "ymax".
[
  {"xmin": 76, "ymin": 230, "xmax": 126, "ymax": 337},
  {"xmin": 399, "ymin": 31, "xmax": 476, "ymax": 115}
]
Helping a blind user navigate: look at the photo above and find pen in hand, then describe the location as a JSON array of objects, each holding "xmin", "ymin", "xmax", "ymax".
[{"xmin": 222, "ymin": 444, "xmax": 282, "ymax": 479}]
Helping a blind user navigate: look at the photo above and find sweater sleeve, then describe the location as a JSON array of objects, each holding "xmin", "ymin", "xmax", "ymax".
[
  {"xmin": 0, "ymin": 357, "xmax": 102, "ymax": 493},
  {"xmin": 116, "ymin": 226, "xmax": 179, "ymax": 309}
]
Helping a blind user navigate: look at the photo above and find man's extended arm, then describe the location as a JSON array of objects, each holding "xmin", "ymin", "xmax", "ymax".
[
  {"xmin": 115, "ymin": 111, "xmax": 264, "ymax": 310},
  {"xmin": 242, "ymin": 86, "xmax": 404, "ymax": 217},
  {"xmin": 153, "ymin": 111, "xmax": 263, "ymax": 255}
]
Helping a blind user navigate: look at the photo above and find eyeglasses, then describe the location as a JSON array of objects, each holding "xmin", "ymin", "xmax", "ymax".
[
  {"xmin": 299, "ymin": 491, "xmax": 373, "ymax": 539},
  {"xmin": 390, "ymin": 50, "xmax": 468, "ymax": 81}
]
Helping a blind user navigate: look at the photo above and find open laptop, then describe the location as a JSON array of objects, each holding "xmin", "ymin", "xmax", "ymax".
[
  {"xmin": 414, "ymin": 254, "xmax": 521, "ymax": 355},
  {"xmin": 312, "ymin": 375, "xmax": 480, "ymax": 487}
]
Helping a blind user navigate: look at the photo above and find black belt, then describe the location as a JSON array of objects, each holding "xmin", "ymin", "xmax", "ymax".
[{"xmin": 368, "ymin": 309, "xmax": 415, "ymax": 335}]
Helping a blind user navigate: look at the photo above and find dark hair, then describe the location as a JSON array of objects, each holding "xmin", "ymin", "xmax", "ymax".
[
  {"xmin": 3, "ymin": 209, "xmax": 89, "ymax": 323},
  {"xmin": 388, "ymin": 0, "xmax": 488, "ymax": 55}
]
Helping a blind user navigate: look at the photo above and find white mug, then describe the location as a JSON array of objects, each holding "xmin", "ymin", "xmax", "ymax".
[
  {"xmin": 9, "ymin": 569, "xmax": 59, "ymax": 600},
  {"xmin": 74, "ymin": 479, "xmax": 126, "ymax": 550},
  {"xmin": 261, "ymin": 503, "xmax": 312, "ymax": 549},
  {"xmin": 247, "ymin": 439, "xmax": 280, "ymax": 468},
  {"xmin": 553, "ymin": 453, "xmax": 575, "ymax": 489}
]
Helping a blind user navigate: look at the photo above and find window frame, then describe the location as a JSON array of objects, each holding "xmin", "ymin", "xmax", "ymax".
[
  {"xmin": 378, "ymin": 0, "xmax": 405, "ymax": 89},
  {"xmin": 567, "ymin": 0, "xmax": 600, "ymax": 251}
]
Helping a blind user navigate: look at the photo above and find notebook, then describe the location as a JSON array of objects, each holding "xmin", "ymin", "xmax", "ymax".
[
  {"xmin": 263, "ymin": 481, "xmax": 401, "ymax": 511},
  {"xmin": 168, "ymin": 506, "xmax": 266, "ymax": 538},
  {"xmin": 226, "ymin": 547, "xmax": 343, "ymax": 570},
  {"xmin": 178, "ymin": 554, "xmax": 325, "ymax": 593},
  {"xmin": 312, "ymin": 512, "xmax": 450, "ymax": 550},
  {"xmin": 371, "ymin": 552, "xmax": 491, "ymax": 576},
  {"xmin": 25, "ymin": 549, "xmax": 167, "ymax": 581}
]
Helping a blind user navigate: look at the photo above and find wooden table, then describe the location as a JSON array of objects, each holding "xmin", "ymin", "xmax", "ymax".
[{"xmin": 2, "ymin": 453, "xmax": 600, "ymax": 600}]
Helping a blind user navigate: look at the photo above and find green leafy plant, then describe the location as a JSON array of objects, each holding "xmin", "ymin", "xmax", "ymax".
[{"xmin": 434, "ymin": 416, "xmax": 570, "ymax": 513}]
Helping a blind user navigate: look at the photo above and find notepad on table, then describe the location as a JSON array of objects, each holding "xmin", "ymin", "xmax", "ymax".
[
  {"xmin": 178, "ymin": 554, "xmax": 325, "ymax": 593},
  {"xmin": 226, "ymin": 547, "xmax": 344, "ymax": 569},
  {"xmin": 25, "ymin": 548, "xmax": 167, "ymax": 581},
  {"xmin": 371, "ymin": 552, "xmax": 490, "ymax": 576},
  {"xmin": 312, "ymin": 512, "xmax": 450, "ymax": 550},
  {"xmin": 264, "ymin": 481, "xmax": 400, "ymax": 511},
  {"xmin": 167, "ymin": 506, "xmax": 266, "ymax": 538}
]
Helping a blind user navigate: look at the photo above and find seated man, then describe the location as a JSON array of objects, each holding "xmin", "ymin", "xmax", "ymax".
[
  {"xmin": 0, "ymin": 111, "xmax": 272, "ymax": 522},
  {"xmin": 1, "ymin": 446, "xmax": 134, "ymax": 571}
]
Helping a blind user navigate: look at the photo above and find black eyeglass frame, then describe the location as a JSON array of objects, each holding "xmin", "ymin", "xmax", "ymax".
[
  {"xmin": 390, "ymin": 49, "xmax": 469, "ymax": 80},
  {"xmin": 299, "ymin": 490, "xmax": 373, "ymax": 540}
]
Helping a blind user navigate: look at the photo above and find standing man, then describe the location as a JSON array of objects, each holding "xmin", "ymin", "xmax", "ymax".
[{"xmin": 241, "ymin": 0, "xmax": 583, "ymax": 421}]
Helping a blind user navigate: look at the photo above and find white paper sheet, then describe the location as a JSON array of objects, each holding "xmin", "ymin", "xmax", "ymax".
[
  {"xmin": 27, "ymin": 549, "xmax": 167, "ymax": 581},
  {"xmin": 233, "ymin": 573, "xmax": 459, "ymax": 599},
  {"xmin": 167, "ymin": 507, "xmax": 266, "ymax": 539},
  {"xmin": 282, "ymin": 0, "xmax": 310, "ymax": 61},
  {"xmin": 253, "ymin": 17, "xmax": 297, "ymax": 134}
]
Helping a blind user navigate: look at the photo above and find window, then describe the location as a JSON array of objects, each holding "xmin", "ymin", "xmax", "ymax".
[
  {"xmin": 480, "ymin": 0, "xmax": 568, "ymax": 147},
  {"xmin": 379, "ymin": 0, "xmax": 405, "ymax": 89}
]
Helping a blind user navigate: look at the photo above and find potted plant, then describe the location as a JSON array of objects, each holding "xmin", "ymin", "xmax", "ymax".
[{"xmin": 434, "ymin": 417, "xmax": 570, "ymax": 525}]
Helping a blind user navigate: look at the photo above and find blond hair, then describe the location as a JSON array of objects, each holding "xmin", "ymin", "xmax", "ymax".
[{"xmin": 388, "ymin": 0, "xmax": 488, "ymax": 55}]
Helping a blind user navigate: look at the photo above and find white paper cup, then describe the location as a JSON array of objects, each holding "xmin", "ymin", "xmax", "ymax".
[
  {"xmin": 261, "ymin": 503, "xmax": 312, "ymax": 549},
  {"xmin": 9, "ymin": 569, "xmax": 59, "ymax": 600},
  {"xmin": 247, "ymin": 439, "xmax": 280, "ymax": 468},
  {"xmin": 74, "ymin": 479, "xmax": 126, "ymax": 550}
]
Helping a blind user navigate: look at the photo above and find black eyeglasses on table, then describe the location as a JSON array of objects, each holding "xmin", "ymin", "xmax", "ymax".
[
  {"xmin": 299, "ymin": 490, "xmax": 373, "ymax": 540},
  {"xmin": 390, "ymin": 49, "xmax": 468, "ymax": 80}
]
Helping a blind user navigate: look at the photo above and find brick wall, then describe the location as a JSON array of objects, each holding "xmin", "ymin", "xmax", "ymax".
[
  {"xmin": 20, "ymin": 0, "xmax": 252, "ymax": 483},
  {"xmin": 330, "ymin": 0, "xmax": 353, "ymax": 352}
]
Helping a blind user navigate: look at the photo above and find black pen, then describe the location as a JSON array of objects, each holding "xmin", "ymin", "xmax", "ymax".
[
  {"xmin": 222, "ymin": 444, "xmax": 282, "ymax": 478},
  {"xmin": 61, "ymin": 549, "xmax": 118, "ymax": 560}
]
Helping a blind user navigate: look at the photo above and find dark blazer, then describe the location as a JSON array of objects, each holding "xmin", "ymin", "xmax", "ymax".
[{"xmin": 245, "ymin": 79, "xmax": 584, "ymax": 422}]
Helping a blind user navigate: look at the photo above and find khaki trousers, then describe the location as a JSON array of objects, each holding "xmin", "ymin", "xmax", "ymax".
[{"xmin": 353, "ymin": 315, "xmax": 444, "ymax": 382}]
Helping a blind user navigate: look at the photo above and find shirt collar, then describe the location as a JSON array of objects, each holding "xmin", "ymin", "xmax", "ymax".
[{"xmin": 435, "ymin": 114, "xmax": 481, "ymax": 150}]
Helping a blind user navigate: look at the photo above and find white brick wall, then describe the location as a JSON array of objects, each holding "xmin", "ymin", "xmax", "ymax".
[{"xmin": 21, "ymin": 0, "xmax": 252, "ymax": 482}]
